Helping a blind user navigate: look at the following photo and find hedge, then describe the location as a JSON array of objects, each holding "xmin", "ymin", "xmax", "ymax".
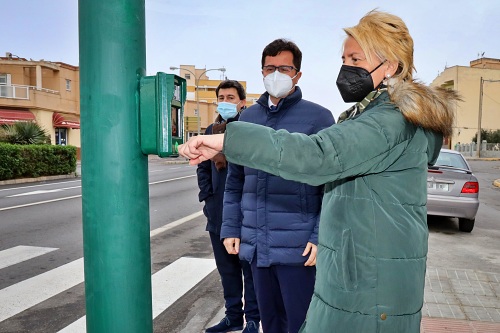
[{"xmin": 0, "ymin": 143, "xmax": 77, "ymax": 180}]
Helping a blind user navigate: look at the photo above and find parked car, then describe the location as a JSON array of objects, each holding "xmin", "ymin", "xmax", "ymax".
[{"xmin": 427, "ymin": 149, "xmax": 480, "ymax": 232}]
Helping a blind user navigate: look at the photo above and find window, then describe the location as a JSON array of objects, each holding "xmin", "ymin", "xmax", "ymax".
[
  {"xmin": 65, "ymin": 79, "xmax": 71, "ymax": 91},
  {"xmin": 55, "ymin": 128, "xmax": 68, "ymax": 145},
  {"xmin": 0, "ymin": 73, "xmax": 9, "ymax": 85},
  {"xmin": 184, "ymin": 74, "xmax": 191, "ymax": 80},
  {"xmin": 0, "ymin": 74, "xmax": 11, "ymax": 97}
]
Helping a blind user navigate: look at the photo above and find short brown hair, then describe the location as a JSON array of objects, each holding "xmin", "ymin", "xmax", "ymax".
[
  {"xmin": 261, "ymin": 38, "xmax": 302, "ymax": 71},
  {"xmin": 215, "ymin": 80, "xmax": 246, "ymax": 100}
]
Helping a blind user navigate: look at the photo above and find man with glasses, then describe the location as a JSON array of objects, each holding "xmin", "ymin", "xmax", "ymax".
[
  {"xmin": 221, "ymin": 39, "xmax": 335, "ymax": 333},
  {"xmin": 198, "ymin": 80, "xmax": 260, "ymax": 333}
]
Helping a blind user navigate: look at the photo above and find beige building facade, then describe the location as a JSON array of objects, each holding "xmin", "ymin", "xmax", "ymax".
[
  {"xmin": 1, "ymin": 58, "xmax": 262, "ymax": 155},
  {"xmin": 431, "ymin": 57, "xmax": 500, "ymax": 148},
  {"xmin": 0, "ymin": 54, "xmax": 81, "ymax": 157},
  {"xmin": 171, "ymin": 65, "xmax": 260, "ymax": 138}
]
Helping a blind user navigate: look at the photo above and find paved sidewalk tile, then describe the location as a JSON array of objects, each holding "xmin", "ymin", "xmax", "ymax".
[
  {"xmin": 423, "ymin": 266, "xmax": 500, "ymax": 330},
  {"xmin": 421, "ymin": 317, "xmax": 500, "ymax": 333},
  {"xmin": 424, "ymin": 267, "xmax": 500, "ymax": 322}
]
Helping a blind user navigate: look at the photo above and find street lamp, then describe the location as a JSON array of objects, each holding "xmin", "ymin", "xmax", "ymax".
[{"xmin": 169, "ymin": 66, "xmax": 226, "ymax": 136}]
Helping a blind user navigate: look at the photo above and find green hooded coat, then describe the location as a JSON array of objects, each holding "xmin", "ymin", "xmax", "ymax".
[{"xmin": 221, "ymin": 81, "xmax": 458, "ymax": 332}]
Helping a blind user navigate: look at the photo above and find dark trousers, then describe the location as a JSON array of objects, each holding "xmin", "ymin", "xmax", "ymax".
[
  {"xmin": 209, "ymin": 232, "xmax": 259, "ymax": 323},
  {"xmin": 251, "ymin": 260, "xmax": 315, "ymax": 333}
]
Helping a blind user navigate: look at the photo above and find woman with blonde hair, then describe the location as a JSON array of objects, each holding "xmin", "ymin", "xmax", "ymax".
[{"xmin": 179, "ymin": 10, "xmax": 459, "ymax": 332}]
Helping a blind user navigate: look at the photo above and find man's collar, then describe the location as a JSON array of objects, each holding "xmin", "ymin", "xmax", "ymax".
[{"xmin": 267, "ymin": 96, "xmax": 277, "ymax": 108}]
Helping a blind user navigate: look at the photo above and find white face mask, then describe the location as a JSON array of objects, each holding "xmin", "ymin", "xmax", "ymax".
[{"xmin": 263, "ymin": 71, "xmax": 296, "ymax": 98}]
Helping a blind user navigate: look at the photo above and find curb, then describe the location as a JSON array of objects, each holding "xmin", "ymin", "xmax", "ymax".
[
  {"xmin": 0, "ymin": 173, "xmax": 78, "ymax": 186},
  {"xmin": 148, "ymin": 156, "xmax": 189, "ymax": 165},
  {"xmin": 465, "ymin": 157, "xmax": 500, "ymax": 161}
]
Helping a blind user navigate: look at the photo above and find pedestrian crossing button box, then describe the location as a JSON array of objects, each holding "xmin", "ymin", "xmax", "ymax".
[{"xmin": 139, "ymin": 72, "xmax": 186, "ymax": 157}]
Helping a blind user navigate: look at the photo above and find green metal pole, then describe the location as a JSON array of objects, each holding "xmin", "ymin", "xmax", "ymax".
[{"xmin": 78, "ymin": 1, "xmax": 152, "ymax": 332}]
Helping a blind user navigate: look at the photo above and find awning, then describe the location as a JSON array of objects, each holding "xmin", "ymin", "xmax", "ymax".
[
  {"xmin": 0, "ymin": 109, "xmax": 35, "ymax": 125},
  {"xmin": 53, "ymin": 112, "xmax": 80, "ymax": 129}
]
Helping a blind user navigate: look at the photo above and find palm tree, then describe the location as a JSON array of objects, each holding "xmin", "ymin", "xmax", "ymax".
[{"xmin": 0, "ymin": 122, "xmax": 49, "ymax": 145}]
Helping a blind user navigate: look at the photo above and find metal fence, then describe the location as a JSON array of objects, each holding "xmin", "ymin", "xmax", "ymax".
[{"xmin": 454, "ymin": 141, "xmax": 500, "ymax": 158}]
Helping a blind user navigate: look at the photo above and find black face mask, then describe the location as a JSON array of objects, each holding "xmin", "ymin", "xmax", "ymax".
[{"xmin": 336, "ymin": 62, "xmax": 385, "ymax": 103}]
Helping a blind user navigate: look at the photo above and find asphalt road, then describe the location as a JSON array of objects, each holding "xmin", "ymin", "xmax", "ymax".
[
  {"xmin": 0, "ymin": 160, "xmax": 221, "ymax": 333},
  {"xmin": 0, "ymin": 159, "xmax": 499, "ymax": 332},
  {"xmin": 426, "ymin": 160, "xmax": 500, "ymax": 273}
]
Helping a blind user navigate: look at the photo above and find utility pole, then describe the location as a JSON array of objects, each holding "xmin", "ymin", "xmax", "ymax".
[
  {"xmin": 477, "ymin": 77, "xmax": 483, "ymax": 158},
  {"xmin": 477, "ymin": 77, "xmax": 500, "ymax": 158}
]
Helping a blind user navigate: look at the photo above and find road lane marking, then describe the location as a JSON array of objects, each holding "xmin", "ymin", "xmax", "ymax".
[
  {"xmin": 0, "ymin": 180, "xmax": 81, "ymax": 193},
  {"xmin": 0, "ymin": 246, "xmax": 58, "ymax": 270},
  {"xmin": 57, "ymin": 257, "xmax": 216, "ymax": 333},
  {"xmin": 150, "ymin": 211, "xmax": 204, "ymax": 237},
  {"xmin": 0, "ymin": 258, "xmax": 84, "ymax": 322},
  {"xmin": 7, "ymin": 186, "xmax": 82, "ymax": 197},
  {"xmin": 148, "ymin": 174, "xmax": 196, "ymax": 185},
  {"xmin": 0, "ymin": 211, "xmax": 205, "ymax": 324},
  {"xmin": 0, "ymin": 176, "xmax": 196, "ymax": 211},
  {"xmin": 0, "ymin": 195, "xmax": 82, "ymax": 212}
]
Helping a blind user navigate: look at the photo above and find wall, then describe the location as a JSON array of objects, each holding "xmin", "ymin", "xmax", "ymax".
[
  {"xmin": 431, "ymin": 63, "xmax": 500, "ymax": 147},
  {"xmin": 0, "ymin": 59, "xmax": 81, "ymax": 150}
]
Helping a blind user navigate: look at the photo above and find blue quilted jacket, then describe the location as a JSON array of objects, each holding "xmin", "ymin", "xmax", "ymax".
[
  {"xmin": 197, "ymin": 115, "xmax": 240, "ymax": 235},
  {"xmin": 220, "ymin": 87, "xmax": 334, "ymax": 267}
]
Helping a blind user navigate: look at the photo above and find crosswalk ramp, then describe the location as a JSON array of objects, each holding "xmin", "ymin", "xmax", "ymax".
[{"xmin": 0, "ymin": 245, "xmax": 216, "ymax": 331}]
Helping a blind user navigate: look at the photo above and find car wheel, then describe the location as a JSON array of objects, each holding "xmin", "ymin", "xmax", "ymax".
[{"xmin": 458, "ymin": 218, "xmax": 475, "ymax": 232}]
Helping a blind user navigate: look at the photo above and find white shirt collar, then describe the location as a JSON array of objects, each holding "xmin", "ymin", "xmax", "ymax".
[{"xmin": 268, "ymin": 96, "xmax": 277, "ymax": 108}]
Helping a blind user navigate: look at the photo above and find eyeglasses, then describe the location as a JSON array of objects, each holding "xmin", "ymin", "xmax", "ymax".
[{"xmin": 262, "ymin": 65, "xmax": 298, "ymax": 74}]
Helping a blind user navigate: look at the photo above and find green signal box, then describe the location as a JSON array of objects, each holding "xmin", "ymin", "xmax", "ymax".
[{"xmin": 139, "ymin": 72, "xmax": 186, "ymax": 157}]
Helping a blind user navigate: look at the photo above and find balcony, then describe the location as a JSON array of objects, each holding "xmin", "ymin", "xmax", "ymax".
[{"xmin": 0, "ymin": 84, "xmax": 59, "ymax": 100}]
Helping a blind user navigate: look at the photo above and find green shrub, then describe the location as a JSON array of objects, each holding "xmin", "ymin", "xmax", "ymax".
[
  {"xmin": 0, "ymin": 122, "xmax": 49, "ymax": 145},
  {"xmin": 472, "ymin": 129, "xmax": 500, "ymax": 143},
  {"xmin": 0, "ymin": 143, "xmax": 76, "ymax": 180}
]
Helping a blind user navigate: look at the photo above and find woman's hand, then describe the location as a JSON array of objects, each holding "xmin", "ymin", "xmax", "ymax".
[{"xmin": 178, "ymin": 134, "xmax": 225, "ymax": 165}]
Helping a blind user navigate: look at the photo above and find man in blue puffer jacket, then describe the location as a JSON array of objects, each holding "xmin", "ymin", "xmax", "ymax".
[
  {"xmin": 221, "ymin": 39, "xmax": 334, "ymax": 333},
  {"xmin": 197, "ymin": 80, "xmax": 260, "ymax": 333}
]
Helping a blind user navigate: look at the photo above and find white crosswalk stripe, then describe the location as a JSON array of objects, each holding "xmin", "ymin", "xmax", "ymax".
[
  {"xmin": 0, "ymin": 258, "xmax": 84, "ymax": 322},
  {"xmin": 0, "ymin": 211, "xmax": 220, "ymax": 330},
  {"xmin": 57, "ymin": 257, "xmax": 216, "ymax": 332},
  {"xmin": 0, "ymin": 245, "xmax": 215, "ymax": 330},
  {"xmin": 0, "ymin": 245, "xmax": 57, "ymax": 270}
]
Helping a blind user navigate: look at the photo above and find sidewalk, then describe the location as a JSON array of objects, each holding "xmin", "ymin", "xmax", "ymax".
[
  {"xmin": 421, "ymin": 266, "xmax": 500, "ymax": 332},
  {"xmin": 421, "ymin": 317, "xmax": 500, "ymax": 332},
  {"xmin": 0, "ymin": 156, "xmax": 189, "ymax": 186}
]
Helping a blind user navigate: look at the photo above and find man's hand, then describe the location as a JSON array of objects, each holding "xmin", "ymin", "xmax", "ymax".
[
  {"xmin": 302, "ymin": 242, "xmax": 317, "ymax": 266},
  {"xmin": 223, "ymin": 238, "xmax": 240, "ymax": 255},
  {"xmin": 178, "ymin": 134, "xmax": 225, "ymax": 165}
]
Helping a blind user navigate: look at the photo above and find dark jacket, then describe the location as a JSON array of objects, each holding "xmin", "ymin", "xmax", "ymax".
[
  {"xmin": 221, "ymin": 81, "xmax": 459, "ymax": 332},
  {"xmin": 197, "ymin": 114, "xmax": 240, "ymax": 235},
  {"xmin": 220, "ymin": 87, "xmax": 335, "ymax": 267}
]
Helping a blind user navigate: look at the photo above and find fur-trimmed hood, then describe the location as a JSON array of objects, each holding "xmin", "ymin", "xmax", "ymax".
[{"xmin": 388, "ymin": 79, "xmax": 460, "ymax": 137}]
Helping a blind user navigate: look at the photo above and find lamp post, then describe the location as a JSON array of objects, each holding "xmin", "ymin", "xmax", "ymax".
[{"xmin": 170, "ymin": 66, "xmax": 226, "ymax": 136}]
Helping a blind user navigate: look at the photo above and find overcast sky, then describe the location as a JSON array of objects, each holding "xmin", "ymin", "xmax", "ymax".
[{"xmin": 2, "ymin": 0, "xmax": 499, "ymax": 118}]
